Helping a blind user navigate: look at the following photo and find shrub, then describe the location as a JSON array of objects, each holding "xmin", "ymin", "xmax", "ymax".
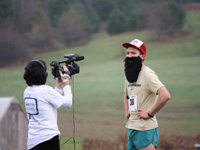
[
  {"xmin": 92, "ymin": 0, "xmax": 114, "ymax": 21},
  {"xmin": 42, "ymin": 0, "xmax": 72, "ymax": 27},
  {"xmin": 106, "ymin": 9, "xmax": 127, "ymax": 34},
  {"xmin": 125, "ymin": 11, "xmax": 141, "ymax": 31},
  {"xmin": 0, "ymin": 0, "xmax": 15, "ymax": 19},
  {"xmin": 79, "ymin": 4, "xmax": 100, "ymax": 34}
]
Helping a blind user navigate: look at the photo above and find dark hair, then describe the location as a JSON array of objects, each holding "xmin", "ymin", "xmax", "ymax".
[{"xmin": 23, "ymin": 60, "xmax": 48, "ymax": 86}]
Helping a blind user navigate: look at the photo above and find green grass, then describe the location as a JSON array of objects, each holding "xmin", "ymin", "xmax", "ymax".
[
  {"xmin": 59, "ymin": 137, "xmax": 82, "ymax": 150},
  {"xmin": 1, "ymin": 10, "xmax": 200, "ymax": 149}
]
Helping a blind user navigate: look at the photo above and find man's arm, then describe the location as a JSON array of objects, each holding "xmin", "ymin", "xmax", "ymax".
[
  {"xmin": 124, "ymin": 92, "xmax": 130, "ymax": 119},
  {"xmin": 138, "ymin": 86, "xmax": 171, "ymax": 118},
  {"xmin": 149, "ymin": 86, "xmax": 171, "ymax": 116}
]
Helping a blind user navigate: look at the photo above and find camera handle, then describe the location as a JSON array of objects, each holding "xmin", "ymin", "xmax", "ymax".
[{"xmin": 59, "ymin": 67, "xmax": 70, "ymax": 76}]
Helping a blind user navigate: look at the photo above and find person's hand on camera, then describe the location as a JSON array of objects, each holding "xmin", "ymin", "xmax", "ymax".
[
  {"xmin": 125, "ymin": 111, "xmax": 130, "ymax": 119},
  {"xmin": 56, "ymin": 66, "xmax": 70, "ymax": 88},
  {"xmin": 60, "ymin": 66, "xmax": 70, "ymax": 86}
]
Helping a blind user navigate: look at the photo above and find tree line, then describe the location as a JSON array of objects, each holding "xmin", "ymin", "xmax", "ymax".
[{"xmin": 0, "ymin": 0, "xmax": 198, "ymax": 66}]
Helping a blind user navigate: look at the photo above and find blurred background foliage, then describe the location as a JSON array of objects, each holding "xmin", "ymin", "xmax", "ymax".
[{"xmin": 0, "ymin": 0, "xmax": 199, "ymax": 66}]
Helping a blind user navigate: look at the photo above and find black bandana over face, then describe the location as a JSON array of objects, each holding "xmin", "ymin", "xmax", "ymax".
[{"xmin": 124, "ymin": 56, "xmax": 142, "ymax": 83}]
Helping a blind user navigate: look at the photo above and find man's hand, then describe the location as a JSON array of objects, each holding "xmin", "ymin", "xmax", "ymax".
[
  {"xmin": 125, "ymin": 111, "xmax": 130, "ymax": 119},
  {"xmin": 124, "ymin": 92, "xmax": 130, "ymax": 119},
  {"xmin": 60, "ymin": 66, "xmax": 70, "ymax": 86},
  {"xmin": 137, "ymin": 109, "xmax": 149, "ymax": 119},
  {"xmin": 56, "ymin": 66, "xmax": 70, "ymax": 88}
]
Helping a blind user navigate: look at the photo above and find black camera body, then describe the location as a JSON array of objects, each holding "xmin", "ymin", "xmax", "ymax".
[{"xmin": 50, "ymin": 54, "xmax": 84, "ymax": 78}]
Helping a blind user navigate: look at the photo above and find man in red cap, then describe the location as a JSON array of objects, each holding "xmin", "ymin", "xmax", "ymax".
[{"xmin": 123, "ymin": 39, "xmax": 171, "ymax": 150}]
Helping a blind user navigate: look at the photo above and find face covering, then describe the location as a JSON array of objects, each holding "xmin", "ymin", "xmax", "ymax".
[{"xmin": 124, "ymin": 56, "xmax": 142, "ymax": 83}]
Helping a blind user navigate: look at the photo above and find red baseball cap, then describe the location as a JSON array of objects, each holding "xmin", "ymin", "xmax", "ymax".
[{"xmin": 122, "ymin": 39, "xmax": 147, "ymax": 58}]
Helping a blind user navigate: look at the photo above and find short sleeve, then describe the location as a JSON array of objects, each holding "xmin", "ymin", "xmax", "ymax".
[{"xmin": 146, "ymin": 72, "xmax": 164, "ymax": 94}]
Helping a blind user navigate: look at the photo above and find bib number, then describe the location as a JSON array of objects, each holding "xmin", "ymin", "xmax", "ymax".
[{"xmin": 128, "ymin": 96, "xmax": 137, "ymax": 112}]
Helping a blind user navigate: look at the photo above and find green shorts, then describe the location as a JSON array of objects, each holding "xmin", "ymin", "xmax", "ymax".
[{"xmin": 127, "ymin": 128, "xmax": 159, "ymax": 150}]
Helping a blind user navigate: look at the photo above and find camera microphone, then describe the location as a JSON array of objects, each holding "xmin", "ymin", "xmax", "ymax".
[
  {"xmin": 74, "ymin": 56, "xmax": 84, "ymax": 61},
  {"xmin": 64, "ymin": 54, "xmax": 84, "ymax": 61}
]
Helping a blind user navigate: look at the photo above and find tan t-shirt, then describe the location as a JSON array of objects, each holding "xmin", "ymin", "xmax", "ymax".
[{"xmin": 124, "ymin": 66, "xmax": 164, "ymax": 131}]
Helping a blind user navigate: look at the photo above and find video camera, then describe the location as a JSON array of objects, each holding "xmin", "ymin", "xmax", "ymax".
[{"xmin": 50, "ymin": 54, "xmax": 84, "ymax": 78}]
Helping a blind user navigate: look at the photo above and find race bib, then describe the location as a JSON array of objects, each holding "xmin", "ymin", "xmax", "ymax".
[{"xmin": 128, "ymin": 95, "xmax": 137, "ymax": 112}]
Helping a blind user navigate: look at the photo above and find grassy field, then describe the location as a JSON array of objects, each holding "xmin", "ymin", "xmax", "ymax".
[{"xmin": 0, "ymin": 10, "xmax": 200, "ymax": 149}]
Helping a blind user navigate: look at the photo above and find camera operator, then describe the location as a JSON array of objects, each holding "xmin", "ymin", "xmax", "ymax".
[{"xmin": 23, "ymin": 60, "xmax": 72, "ymax": 150}]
